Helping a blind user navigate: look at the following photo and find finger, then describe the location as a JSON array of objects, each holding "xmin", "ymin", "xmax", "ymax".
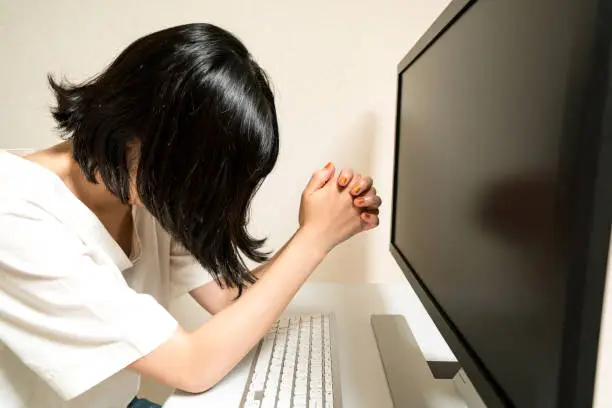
[
  {"xmin": 354, "ymin": 187, "xmax": 377, "ymax": 202},
  {"xmin": 305, "ymin": 162, "xmax": 335, "ymax": 194},
  {"xmin": 337, "ymin": 168, "xmax": 354, "ymax": 188},
  {"xmin": 351, "ymin": 176, "xmax": 373, "ymax": 196},
  {"xmin": 361, "ymin": 212, "xmax": 380, "ymax": 231},
  {"xmin": 348, "ymin": 173, "xmax": 362, "ymax": 191},
  {"xmin": 354, "ymin": 195, "xmax": 382, "ymax": 209}
]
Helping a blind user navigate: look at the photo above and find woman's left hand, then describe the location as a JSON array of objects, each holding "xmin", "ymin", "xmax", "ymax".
[{"xmin": 336, "ymin": 167, "xmax": 382, "ymax": 230}]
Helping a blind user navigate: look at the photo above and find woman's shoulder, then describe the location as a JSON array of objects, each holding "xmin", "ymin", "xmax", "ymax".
[
  {"xmin": 0, "ymin": 151, "xmax": 58, "ymax": 203},
  {"xmin": 0, "ymin": 151, "xmax": 77, "ymax": 230}
]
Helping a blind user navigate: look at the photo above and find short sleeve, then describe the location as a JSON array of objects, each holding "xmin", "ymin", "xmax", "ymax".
[
  {"xmin": 0, "ymin": 205, "xmax": 178, "ymax": 401},
  {"xmin": 169, "ymin": 239, "xmax": 214, "ymax": 298}
]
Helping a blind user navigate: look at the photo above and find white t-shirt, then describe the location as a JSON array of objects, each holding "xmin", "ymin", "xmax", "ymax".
[{"xmin": 0, "ymin": 152, "xmax": 213, "ymax": 408}]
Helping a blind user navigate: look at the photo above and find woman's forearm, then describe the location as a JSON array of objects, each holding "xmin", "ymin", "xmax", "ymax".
[
  {"xmin": 250, "ymin": 238, "xmax": 289, "ymax": 277},
  {"xmin": 184, "ymin": 227, "xmax": 324, "ymax": 390},
  {"xmin": 242, "ymin": 238, "xmax": 292, "ymax": 289}
]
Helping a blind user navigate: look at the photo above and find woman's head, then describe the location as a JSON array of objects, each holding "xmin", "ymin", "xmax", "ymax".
[{"xmin": 49, "ymin": 23, "xmax": 279, "ymax": 293}]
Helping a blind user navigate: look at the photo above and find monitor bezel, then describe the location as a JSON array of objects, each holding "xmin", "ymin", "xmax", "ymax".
[{"xmin": 389, "ymin": 0, "xmax": 612, "ymax": 407}]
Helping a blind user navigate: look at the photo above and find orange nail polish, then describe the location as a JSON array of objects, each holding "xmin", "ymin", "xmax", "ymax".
[
  {"xmin": 339, "ymin": 176, "xmax": 347, "ymax": 185},
  {"xmin": 324, "ymin": 162, "xmax": 333, "ymax": 169},
  {"xmin": 353, "ymin": 185, "xmax": 361, "ymax": 194},
  {"xmin": 363, "ymin": 213, "xmax": 370, "ymax": 219},
  {"xmin": 356, "ymin": 197, "xmax": 365, "ymax": 205}
]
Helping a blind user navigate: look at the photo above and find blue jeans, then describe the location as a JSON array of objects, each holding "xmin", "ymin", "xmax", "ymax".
[{"xmin": 128, "ymin": 397, "xmax": 162, "ymax": 408}]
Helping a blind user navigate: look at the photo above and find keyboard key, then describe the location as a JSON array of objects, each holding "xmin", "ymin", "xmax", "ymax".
[
  {"xmin": 310, "ymin": 399, "xmax": 323, "ymax": 408},
  {"xmin": 260, "ymin": 400, "xmax": 274, "ymax": 408},
  {"xmin": 311, "ymin": 382, "xmax": 323, "ymax": 390},
  {"xmin": 310, "ymin": 389, "xmax": 323, "ymax": 401}
]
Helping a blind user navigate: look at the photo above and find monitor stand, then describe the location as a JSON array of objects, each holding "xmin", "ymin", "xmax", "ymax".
[{"xmin": 371, "ymin": 315, "xmax": 487, "ymax": 408}]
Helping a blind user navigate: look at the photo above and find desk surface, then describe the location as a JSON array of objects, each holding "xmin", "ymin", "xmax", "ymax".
[{"xmin": 164, "ymin": 283, "xmax": 466, "ymax": 408}]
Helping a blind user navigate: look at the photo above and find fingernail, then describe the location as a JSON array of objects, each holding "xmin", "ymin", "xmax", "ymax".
[
  {"xmin": 356, "ymin": 197, "xmax": 365, "ymax": 206},
  {"xmin": 352, "ymin": 185, "xmax": 361, "ymax": 194},
  {"xmin": 339, "ymin": 176, "xmax": 347, "ymax": 185},
  {"xmin": 324, "ymin": 162, "xmax": 333, "ymax": 170},
  {"xmin": 363, "ymin": 213, "xmax": 371, "ymax": 219}
]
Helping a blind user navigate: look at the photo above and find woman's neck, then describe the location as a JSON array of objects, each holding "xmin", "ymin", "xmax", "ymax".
[
  {"xmin": 24, "ymin": 141, "xmax": 134, "ymax": 255},
  {"xmin": 25, "ymin": 141, "xmax": 128, "ymax": 214}
]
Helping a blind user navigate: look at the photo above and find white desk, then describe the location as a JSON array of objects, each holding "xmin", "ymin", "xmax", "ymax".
[{"xmin": 164, "ymin": 283, "xmax": 466, "ymax": 408}]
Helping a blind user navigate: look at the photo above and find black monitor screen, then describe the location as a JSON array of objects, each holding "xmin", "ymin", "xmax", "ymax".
[{"xmin": 392, "ymin": 0, "xmax": 575, "ymax": 406}]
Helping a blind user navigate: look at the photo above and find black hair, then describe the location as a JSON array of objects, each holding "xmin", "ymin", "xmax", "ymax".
[{"xmin": 49, "ymin": 23, "xmax": 279, "ymax": 294}]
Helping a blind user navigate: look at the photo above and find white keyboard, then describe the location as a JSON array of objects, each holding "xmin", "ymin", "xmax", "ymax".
[{"xmin": 240, "ymin": 313, "xmax": 341, "ymax": 408}]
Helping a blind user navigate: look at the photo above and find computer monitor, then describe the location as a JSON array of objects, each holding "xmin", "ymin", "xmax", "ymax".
[{"xmin": 390, "ymin": 0, "xmax": 612, "ymax": 407}]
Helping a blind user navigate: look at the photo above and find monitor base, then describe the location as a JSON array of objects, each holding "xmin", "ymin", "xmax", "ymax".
[{"xmin": 371, "ymin": 314, "xmax": 485, "ymax": 408}]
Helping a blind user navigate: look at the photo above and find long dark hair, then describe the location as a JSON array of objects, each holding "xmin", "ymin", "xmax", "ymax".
[{"xmin": 49, "ymin": 23, "xmax": 279, "ymax": 294}]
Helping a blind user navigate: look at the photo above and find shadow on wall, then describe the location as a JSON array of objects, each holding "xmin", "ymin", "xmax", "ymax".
[{"xmin": 312, "ymin": 112, "xmax": 379, "ymax": 283}]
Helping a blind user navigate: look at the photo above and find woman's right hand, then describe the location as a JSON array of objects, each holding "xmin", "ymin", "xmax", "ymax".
[{"xmin": 298, "ymin": 163, "xmax": 376, "ymax": 253}]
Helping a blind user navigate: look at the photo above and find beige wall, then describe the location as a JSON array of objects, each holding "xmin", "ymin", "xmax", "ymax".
[{"xmin": 0, "ymin": 0, "xmax": 450, "ymax": 284}]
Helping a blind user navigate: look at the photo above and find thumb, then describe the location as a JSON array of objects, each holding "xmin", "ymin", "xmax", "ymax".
[{"xmin": 305, "ymin": 162, "xmax": 335, "ymax": 194}]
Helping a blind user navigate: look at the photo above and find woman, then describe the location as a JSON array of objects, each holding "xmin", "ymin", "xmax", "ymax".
[{"xmin": 0, "ymin": 23, "xmax": 382, "ymax": 407}]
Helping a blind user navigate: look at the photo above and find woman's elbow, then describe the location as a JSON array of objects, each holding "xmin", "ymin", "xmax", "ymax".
[
  {"xmin": 178, "ymin": 379, "xmax": 214, "ymax": 394},
  {"xmin": 177, "ymin": 369, "xmax": 221, "ymax": 394},
  {"xmin": 177, "ymin": 357, "xmax": 225, "ymax": 394}
]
